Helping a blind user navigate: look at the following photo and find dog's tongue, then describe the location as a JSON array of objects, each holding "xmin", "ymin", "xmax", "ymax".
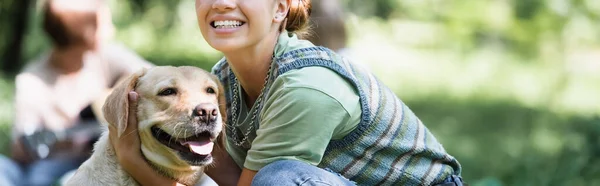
[{"xmin": 184, "ymin": 141, "xmax": 214, "ymax": 155}]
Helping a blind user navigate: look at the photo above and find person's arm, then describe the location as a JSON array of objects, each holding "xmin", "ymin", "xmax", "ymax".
[
  {"xmin": 102, "ymin": 43, "xmax": 154, "ymax": 81},
  {"xmin": 237, "ymin": 168, "xmax": 257, "ymax": 186},
  {"xmin": 108, "ymin": 92, "xmax": 182, "ymax": 186},
  {"xmin": 204, "ymin": 144, "xmax": 243, "ymax": 186},
  {"xmin": 11, "ymin": 74, "xmax": 44, "ymax": 164}
]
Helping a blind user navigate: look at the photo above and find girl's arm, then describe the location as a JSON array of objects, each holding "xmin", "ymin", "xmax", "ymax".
[
  {"xmin": 237, "ymin": 168, "xmax": 257, "ymax": 186},
  {"xmin": 108, "ymin": 92, "xmax": 182, "ymax": 186},
  {"xmin": 204, "ymin": 144, "xmax": 243, "ymax": 186}
]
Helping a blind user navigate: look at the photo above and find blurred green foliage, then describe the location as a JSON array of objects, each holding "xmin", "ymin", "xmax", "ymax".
[
  {"xmin": 0, "ymin": 75, "xmax": 14, "ymax": 157},
  {"xmin": 1, "ymin": 0, "xmax": 599, "ymax": 185}
]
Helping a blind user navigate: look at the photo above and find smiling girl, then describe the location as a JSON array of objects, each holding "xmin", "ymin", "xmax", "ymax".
[{"xmin": 110, "ymin": 0, "xmax": 464, "ymax": 185}]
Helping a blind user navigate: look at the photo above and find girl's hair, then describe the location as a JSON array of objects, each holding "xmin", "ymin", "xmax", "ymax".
[{"xmin": 284, "ymin": 0, "xmax": 312, "ymax": 38}]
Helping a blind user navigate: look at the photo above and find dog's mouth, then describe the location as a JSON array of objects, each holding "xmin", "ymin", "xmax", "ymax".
[{"xmin": 151, "ymin": 126, "xmax": 215, "ymax": 166}]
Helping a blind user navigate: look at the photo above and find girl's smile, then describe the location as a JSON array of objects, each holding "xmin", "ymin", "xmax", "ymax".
[
  {"xmin": 196, "ymin": 0, "xmax": 284, "ymax": 53},
  {"xmin": 209, "ymin": 15, "xmax": 247, "ymax": 35}
]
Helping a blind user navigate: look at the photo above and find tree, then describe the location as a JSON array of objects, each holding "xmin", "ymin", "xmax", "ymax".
[{"xmin": 0, "ymin": 0, "xmax": 31, "ymax": 76}]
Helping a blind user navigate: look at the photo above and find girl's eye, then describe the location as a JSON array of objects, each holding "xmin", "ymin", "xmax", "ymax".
[
  {"xmin": 206, "ymin": 87, "xmax": 215, "ymax": 94},
  {"xmin": 158, "ymin": 88, "xmax": 177, "ymax": 96}
]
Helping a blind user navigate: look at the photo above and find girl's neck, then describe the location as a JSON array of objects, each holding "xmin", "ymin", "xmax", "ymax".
[{"xmin": 223, "ymin": 32, "xmax": 280, "ymax": 108}]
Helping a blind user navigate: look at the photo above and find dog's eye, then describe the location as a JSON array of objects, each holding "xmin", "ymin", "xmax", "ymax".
[
  {"xmin": 158, "ymin": 88, "xmax": 177, "ymax": 96},
  {"xmin": 206, "ymin": 87, "xmax": 216, "ymax": 94}
]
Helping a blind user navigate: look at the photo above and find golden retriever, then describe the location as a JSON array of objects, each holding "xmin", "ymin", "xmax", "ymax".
[{"xmin": 67, "ymin": 66, "xmax": 225, "ymax": 186}]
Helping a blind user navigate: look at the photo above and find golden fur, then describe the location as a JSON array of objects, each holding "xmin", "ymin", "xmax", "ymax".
[{"xmin": 67, "ymin": 66, "xmax": 225, "ymax": 186}]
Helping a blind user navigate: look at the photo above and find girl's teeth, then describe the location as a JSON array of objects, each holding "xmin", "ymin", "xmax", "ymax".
[{"xmin": 214, "ymin": 20, "xmax": 243, "ymax": 28}]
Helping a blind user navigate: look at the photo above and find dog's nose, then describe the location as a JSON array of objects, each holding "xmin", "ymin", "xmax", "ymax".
[{"xmin": 193, "ymin": 103, "xmax": 218, "ymax": 122}]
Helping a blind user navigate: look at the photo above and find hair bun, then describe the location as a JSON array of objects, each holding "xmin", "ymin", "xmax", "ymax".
[{"xmin": 285, "ymin": 0, "xmax": 311, "ymax": 38}]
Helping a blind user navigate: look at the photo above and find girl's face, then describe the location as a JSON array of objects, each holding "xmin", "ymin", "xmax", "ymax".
[{"xmin": 195, "ymin": 0, "xmax": 287, "ymax": 53}]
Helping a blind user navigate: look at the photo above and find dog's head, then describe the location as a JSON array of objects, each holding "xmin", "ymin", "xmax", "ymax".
[{"xmin": 102, "ymin": 66, "xmax": 225, "ymax": 183}]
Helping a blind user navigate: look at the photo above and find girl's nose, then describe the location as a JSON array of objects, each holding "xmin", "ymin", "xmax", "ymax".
[{"xmin": 212, "ymin": 0, "xmax": 236, "ymax": 12}]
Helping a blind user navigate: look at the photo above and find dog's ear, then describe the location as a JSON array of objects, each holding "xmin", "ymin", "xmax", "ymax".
[{"xmin": 102, "ymin": 69, "xmax": 146, "ymax": 137}]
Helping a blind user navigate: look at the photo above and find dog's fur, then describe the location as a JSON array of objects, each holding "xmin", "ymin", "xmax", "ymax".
[{"xmin": 67, "ymin": 66, "xmax": 225, "ymax": 186}]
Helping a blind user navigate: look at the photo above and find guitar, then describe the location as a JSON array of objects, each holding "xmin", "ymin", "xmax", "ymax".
[
  {"xmin": 20, "ymin": 103, "xmax": 106, "ymax": 160},
  {"xmin": 20, "ymin": 120, "xmax": 104, "ymax": 160}
]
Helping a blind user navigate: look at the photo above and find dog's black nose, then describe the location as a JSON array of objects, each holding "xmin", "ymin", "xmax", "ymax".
[{"xmin": 193, "ymin": 103, "xmax": 218, "ymax": 122}]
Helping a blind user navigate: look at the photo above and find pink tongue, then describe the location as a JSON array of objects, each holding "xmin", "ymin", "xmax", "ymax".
[{"xmin": 184, "ymin": 141, "xmax": 214, "ymax": 155}]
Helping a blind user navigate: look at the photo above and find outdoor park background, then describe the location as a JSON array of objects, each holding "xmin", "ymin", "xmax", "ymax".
[{"xmin": 1, "ymin": 0, "xmax": 599, "ymax": 185}]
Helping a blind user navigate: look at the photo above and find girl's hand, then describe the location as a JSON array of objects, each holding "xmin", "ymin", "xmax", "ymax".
[
  {"xmin": 205, "ymin": 143, "xmax": 243, "ymax": 186},
  {"xmin": 108, "ymin": 91, "xmax": 181, "ymax": 186}
]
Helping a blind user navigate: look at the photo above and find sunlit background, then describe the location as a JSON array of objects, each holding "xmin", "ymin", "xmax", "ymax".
[{"xmin": 1, "ymin": 0, "xmax": 599, "ymax": 185}]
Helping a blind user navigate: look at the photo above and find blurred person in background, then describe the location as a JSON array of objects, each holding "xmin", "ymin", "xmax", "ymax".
[
  {"xmin": 307, "ymin": 0, "xmax": 347, "ymax": 53},
  {"xmin": 307, "ymin": 0, "xmax": 363, "ymax": 69},
  {"xmin": 0, "ymin": 0, "xmax": 152, "ymax": 185}
]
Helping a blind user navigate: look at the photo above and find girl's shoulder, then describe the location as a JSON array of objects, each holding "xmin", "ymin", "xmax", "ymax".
[
  {"xmin": 270, "ymin": 65, "xmax": 360, "ymax": 113},
  {"xmin": 210, "ymin": 57, "xmax": 230, "ymax": 79},
  {"xmin": 275, "ymin": 46, "xmax": 346, "ymax": 69}
]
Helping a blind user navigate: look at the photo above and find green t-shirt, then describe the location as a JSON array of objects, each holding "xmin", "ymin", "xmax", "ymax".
[{"xmin": 224, "ymin": 32, "xmax": 361, "ymax": 171}]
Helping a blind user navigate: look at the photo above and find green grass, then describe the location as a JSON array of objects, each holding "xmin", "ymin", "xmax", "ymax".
[{"xmin": 406, "ymin": 96, "xmax": 600, "ymax": 186}]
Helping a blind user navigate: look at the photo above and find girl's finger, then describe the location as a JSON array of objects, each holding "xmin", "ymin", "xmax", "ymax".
[{"xmin": 122, "ymin": 91, "xmax": 139, "ymax": 139}]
